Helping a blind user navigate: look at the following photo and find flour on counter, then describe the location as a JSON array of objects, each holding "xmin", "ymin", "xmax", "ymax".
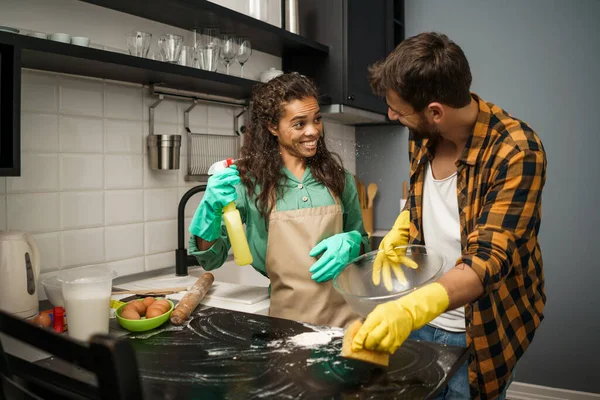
[
  {"xmin": 266, "ymin": 324, "xmax": 344, "ymax": 350},
  {"xmin": 288, "ymin": 330, "xmax": 342, "ymax": 348},
  {"xmin": 127, "ymin": 324, "xmax": 186, "ymax": 340}
]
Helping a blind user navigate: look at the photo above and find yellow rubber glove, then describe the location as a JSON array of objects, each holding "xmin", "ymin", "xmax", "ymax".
[
  {"xmin": 372, "ymin": 210, "xmax": 418, "ymax": 291},
  {"xmin": 351, "ymin": 283, "xmax": 449, "ymax": 354}
]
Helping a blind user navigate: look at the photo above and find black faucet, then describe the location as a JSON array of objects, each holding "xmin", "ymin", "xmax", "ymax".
[{"xmin": 176, "ymin": 184, "xmax": 207, "ymax": 276}]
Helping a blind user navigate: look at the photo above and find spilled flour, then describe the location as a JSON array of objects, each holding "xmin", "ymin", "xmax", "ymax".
[
  {"xmin": 288, "ymin": 330, "xmax": 342, "ymax": 348},
  {"xmin": 266, "ymin": 323, "xmax": 344, "ymax": 351}
]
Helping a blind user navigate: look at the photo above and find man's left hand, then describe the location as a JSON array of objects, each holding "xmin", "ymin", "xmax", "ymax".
[{"xmin": 309, "ymin": 231, "xmax": 362, "ymax": 282}]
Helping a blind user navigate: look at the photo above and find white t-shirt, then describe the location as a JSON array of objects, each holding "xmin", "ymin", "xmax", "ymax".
[{"xmin": 422, "ymin": 161, "xmax": 466, "ymax": 332}]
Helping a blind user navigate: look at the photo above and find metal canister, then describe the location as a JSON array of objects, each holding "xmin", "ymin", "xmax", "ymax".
[{"xmin": 147, "ymin": 134, "xmax": 181, "ymax": 170}]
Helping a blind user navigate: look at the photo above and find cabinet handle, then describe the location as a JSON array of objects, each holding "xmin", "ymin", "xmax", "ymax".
[{"xmin": 347, "ymin": 95, "xmax": 355, "ymax": 101}]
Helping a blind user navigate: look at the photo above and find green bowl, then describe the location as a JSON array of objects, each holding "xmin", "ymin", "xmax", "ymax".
[{"xmin": 116, "ymin": 298, "xmax": 174, "ymax": 332}]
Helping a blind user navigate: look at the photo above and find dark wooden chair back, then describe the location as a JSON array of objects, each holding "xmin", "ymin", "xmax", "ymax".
[{"xmin": 0, "ymin": 310, "xmax": 143, "ymax": 400}]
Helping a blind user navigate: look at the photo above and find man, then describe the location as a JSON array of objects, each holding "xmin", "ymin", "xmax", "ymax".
[{"xmin": 351, "ymin": 32, "xmax": 546, "ymax": 399}]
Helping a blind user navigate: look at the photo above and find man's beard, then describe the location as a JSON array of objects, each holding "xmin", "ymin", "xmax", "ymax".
[{"xmin": 410, "ymin": 116, "xmax": 440, "ymax": 139}]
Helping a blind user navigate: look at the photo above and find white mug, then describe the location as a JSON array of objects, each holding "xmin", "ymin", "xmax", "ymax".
[
  {"xmin": 49, "ymin": 33, "xmax": 71, "ymax": 43},
  {"xmin": 71, "ymin": 36, "xmax": 90, "ymax": 47}
]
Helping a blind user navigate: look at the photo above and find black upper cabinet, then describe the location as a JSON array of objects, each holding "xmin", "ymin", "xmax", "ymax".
[
  {"xmin": 0, "ymin": 43, "xmax": 20, "ymax": 176},
  {"xmin": 285, "ymin": 0, "xmax": 404, "ymax": 115}
]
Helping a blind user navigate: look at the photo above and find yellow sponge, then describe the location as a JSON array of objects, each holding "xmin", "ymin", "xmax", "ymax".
[{"xmin": 341, "ymin": 320, "xmax": 389, "ymax": 367}]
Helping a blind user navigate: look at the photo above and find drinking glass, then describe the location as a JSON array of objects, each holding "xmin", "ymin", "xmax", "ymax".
[
  {"xmin": 125, "ymin": 31, "xmax": 152, "ymax": 57},
  {"xmin": 158, "ymin": 34, "xmax": 184, "ymax": 63},
  {"xmin": 236, "ymin": 38, "xmax": 252, "ymax": 78},
  {"xmin": 219, "ymin": 34, "xmax": 237, "ymax": 75}
]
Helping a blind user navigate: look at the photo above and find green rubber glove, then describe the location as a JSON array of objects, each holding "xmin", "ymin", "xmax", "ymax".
[
  {"xmin": 352, "ymin": 282, "xmax": 449, "ymax": 354},
  {"xmin": 189, "ymin": 165, "xmax": 240, "ymax": 242},
  {"xmin": 309, "ymin": 230, "xmax": 362, "ymax": 282}
]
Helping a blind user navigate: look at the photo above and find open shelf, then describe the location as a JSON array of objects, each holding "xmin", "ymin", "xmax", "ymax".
[
  {"xmin": 78, "ymin": 0, "xmax": 329, "ymax": 57},
  {"xmin": 0, "ymin": 31, "xmax": 259, "ymax": 99}
]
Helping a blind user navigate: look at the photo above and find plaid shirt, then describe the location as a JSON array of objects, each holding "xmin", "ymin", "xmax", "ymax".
[{"xmin": 405, "ymin": 94, "xmax": 546, "ymax": 399}]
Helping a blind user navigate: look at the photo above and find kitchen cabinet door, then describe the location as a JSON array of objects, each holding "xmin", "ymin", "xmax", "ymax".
[
  {"xmin": 285, "ymin": 0, "xmax": 402, "ymax": 119},
  {"xmin": 0, "ymin": 43, "xmax": 21, "ymax": 176},
  {"xmin": 344, "ymin": 0, "xmax": 392, "ymax": 114}
]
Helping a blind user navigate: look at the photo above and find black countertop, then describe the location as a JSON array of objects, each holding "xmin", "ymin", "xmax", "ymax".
[{"xmin": 36, "ymin": 307, "xmax": 469, "ymax": 399}]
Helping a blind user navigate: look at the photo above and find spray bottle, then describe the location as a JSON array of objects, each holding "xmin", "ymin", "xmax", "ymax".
[{"xmin": 208, "ymin": 158, "xmax": 253, "ymax": 266}]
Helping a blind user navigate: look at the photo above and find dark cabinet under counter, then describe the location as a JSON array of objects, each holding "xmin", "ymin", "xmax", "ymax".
[{"xmin": 285, "ymin": 0, "xmax": 405, "ymax": 122}]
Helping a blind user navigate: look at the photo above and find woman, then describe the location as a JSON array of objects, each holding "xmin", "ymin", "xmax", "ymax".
[{"xmin": 188, "ymin": 73, "xmax": 369, "ymax": 328}]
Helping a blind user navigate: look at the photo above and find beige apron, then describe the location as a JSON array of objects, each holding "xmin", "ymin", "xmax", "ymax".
[{"xmin": 265, "ymin": 193, "xmax": 359, "ymax": 328}]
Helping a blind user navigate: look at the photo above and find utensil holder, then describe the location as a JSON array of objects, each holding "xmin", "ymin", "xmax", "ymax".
[{"xmin": 148, "ymin": 134, "xmax": 181, "ymax": 170}]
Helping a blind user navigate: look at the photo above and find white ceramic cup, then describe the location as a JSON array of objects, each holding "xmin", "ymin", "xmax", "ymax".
[
  {"xmin": 71, "ymin": 36, "xmax": 90, "ymax": 47},
  {"xmin": 49, "ymin": 33, "xmax": 71, "ymax": 43}
]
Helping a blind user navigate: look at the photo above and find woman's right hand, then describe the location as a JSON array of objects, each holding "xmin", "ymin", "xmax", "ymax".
[{"xmin": 189, "ymin": 166, "xmax": 240, "ymax": 242}]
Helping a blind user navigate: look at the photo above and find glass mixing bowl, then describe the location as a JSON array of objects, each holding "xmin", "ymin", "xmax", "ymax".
[{"xmin": 333, "ymin": 245, "xmax": 446, "ymax": 317}]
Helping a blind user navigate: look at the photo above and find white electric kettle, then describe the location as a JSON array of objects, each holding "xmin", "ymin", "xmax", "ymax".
[{"xmin": 0, "ymin": 232, "xmax": 40, "ymax": 318}]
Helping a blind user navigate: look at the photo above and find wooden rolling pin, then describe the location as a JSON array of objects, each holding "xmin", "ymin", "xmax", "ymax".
[{"xmin": 170, "ymin": 273, "xmax": 214, "ymax": 325}]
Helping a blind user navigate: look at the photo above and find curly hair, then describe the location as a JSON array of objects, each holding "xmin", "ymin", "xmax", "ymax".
[{"xmin": 236, "ymin": 72, "xmax": 346, "ymax": 221}]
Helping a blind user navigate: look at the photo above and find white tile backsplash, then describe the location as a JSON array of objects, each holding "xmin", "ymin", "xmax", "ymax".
[
  {"xmin": 59, "ymin": 116, "xmax": 104, "ymax": 153},
  {"xmin": 21, "ymin": 70, "xmax": 58, "ymax": 113},
  {"xmin": 60, "ymin": 191, "xmax": 104, "ymax": 229},
  {"xmin": 179, "ymin": 101, "xmax": 208, "ymax": 127},
  {"xmin": 143, "ymin": 95, "xmax": 178, "ymax": 124},
  {"xmin": 143, "ymin": 156, "xmax": 178, "ymax": 188},
  {"xmin": 32, "ymin": 232, "xmax": 60, "ymax": 272},
  {"xmin": 105, "ymin": 224, "xmax": 144, "ymax": 261},
  {"xmin": 60, "ymin": 228, "xmax": 105, "ymax": 268},
  {"xmin": 145, "ymin": 220, "xmax": 177, "ymax": 255},
  {"xmin": 11, "ymin": 71, "xmax": 356, "ymax": 281},
  {"xmin": 144, "ymin": 188, "xmax": 179, "ymax": 221},
  {"xmin": 184, "ymin": 217, "xmax": 192, "ymax": 249},
  {"xmin": 179, "ymin": 187, "xmax": 203, "ymax": 218},
  {"xmin": 145, "ymin": 252, "xmax": 175, "ymax": 272},
  {"xmin": 60, "ymin": 154, "xmax": 104, "ymax": 190},
  {"xmin": 59, "ymin": 76, "xmax": 104, "ymax": 117},
  {"xmin": 0, "ymin": 196, "xmax": 6, "ymax": 231},
  {"xmin": 6, "ymin": 153, "xmax": 59, "ymax": 193},
  {"xmin": 208, "ymin": 105, "xmax": 234, "ymax": 129},
  {"xmin": 21, "ymin": 113, "xmax": 59, "ymax": 152},
  {"xmin": 7, "ymin": 193, "xmax": 60, "ymax": 233},
  {"xmin": 105, "ymin": 190, "xmax": 144, "ymax": 225},
  {"xmin": 104, "ymin": 83, "xmax": 143, "ymax": 120},
  {"xmin": 105, "ymin": 154, "xmax": 143, "ymax": 189},
  {"xmin": 108, "ymin": 257, "xmax": 145, "ymax": 277},
  {"xmin": 104, "ymin": 119, "xmax": 143, "ymax": 154}
]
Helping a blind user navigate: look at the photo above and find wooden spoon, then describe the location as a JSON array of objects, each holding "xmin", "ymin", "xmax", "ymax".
[
  {"xmin": 367, "ymin": 183, "xmax": 378, "ymax": 209},
  {"xmin": 357, "ymin": 182, "xmax": 365, "ymax": 208}
]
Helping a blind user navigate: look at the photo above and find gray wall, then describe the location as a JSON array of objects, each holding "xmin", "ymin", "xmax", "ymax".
[{"xmin": 356, "ymin": 0, "xmax": 600, "ymax": 394}]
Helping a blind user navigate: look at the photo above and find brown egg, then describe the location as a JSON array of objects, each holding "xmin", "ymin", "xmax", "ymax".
[
  {"xmin": 145, "ymin": 307, "xmax": 165, "ymax": 319},
  {"xmin": 153, "ymin": 299, "xmax": 171, "ymax": 310},
  {"xmin": 121, "ymin": 308, "xmax": 141, "ymax": 320},
  {"xmin": 147, "ymin": 303, "xmax": 169, "ymax": 314},
  {"xmin": 128, "ymin": 300, "xmax": 147, "ymax": 316},
  {"xmin": 122, "ymin": 304, "xmax": 138, "ymax": 314},
  {"xmin": 142, "ymin": 297, "xmax": 156, "ymax": 307},
  {"xmin": 33, "ymin": 313, "xmax": 52, "ymax": 328}
]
